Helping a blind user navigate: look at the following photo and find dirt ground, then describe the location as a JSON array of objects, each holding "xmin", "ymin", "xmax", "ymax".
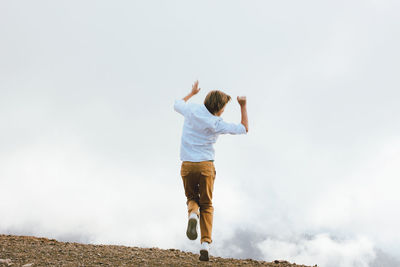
[{"xmin": 0, "ymin": 234, "xmax": 315, "ymax": 266}]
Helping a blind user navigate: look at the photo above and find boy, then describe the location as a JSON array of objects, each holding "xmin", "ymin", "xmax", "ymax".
[{"xmin": 174, "ymin": 80, "xmax": 248, "ymax": 261}]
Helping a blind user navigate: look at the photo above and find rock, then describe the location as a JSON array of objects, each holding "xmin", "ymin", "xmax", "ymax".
[
  {"xmin": 0, "ymin": 259, "xmax": 12, "ymax": 266},
  {"xmin": 22, "ymin": 263, "xmax": 34, "ymax": 267}
]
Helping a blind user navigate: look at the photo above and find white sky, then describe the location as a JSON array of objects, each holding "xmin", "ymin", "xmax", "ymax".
[{"xmin": 1, "ymin": 1, "xmax": 400, "ymax": 266}]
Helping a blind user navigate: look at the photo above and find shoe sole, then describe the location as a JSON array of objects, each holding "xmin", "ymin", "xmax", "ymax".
[
  {"xmin": 199, "ymin": 249, "xmax": 209, "ymax": 261},
  {"xmin": 186, "ymin": 218, "xmax": 198, "ymax": 240}
]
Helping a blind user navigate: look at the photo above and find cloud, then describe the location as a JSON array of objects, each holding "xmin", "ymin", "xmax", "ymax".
[
  {"xmin": 258, "ymin": 234, "xmax": 375, "ymax": 267},
  {"xmin": 1, "ymin": 1, "xmax": 400, "ymax": 266}
]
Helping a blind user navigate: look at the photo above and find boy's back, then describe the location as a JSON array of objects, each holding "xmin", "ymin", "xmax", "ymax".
[{"xmin": 174, "ymin": 99, "xmax": 246, "ymax": 162}]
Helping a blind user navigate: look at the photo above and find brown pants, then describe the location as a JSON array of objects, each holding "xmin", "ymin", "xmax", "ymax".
[{"xmin": 180, "ymin": 161, "xmax": 216, "ymax": 243}]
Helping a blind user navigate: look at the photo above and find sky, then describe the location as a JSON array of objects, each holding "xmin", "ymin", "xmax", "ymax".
[{"xmin": 1, "ymin": 1, "xmax": 400, "ymax": 266}]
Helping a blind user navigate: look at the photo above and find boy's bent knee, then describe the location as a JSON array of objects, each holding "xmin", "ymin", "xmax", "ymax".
[{"xmin": 200, "ymin": 204, "xmax": 213, "ymax": 213}]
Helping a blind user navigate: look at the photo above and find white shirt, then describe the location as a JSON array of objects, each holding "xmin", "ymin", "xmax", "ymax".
[{"xmin": 174, "ymin": 99, "xmax": 246, "ymax": 162}]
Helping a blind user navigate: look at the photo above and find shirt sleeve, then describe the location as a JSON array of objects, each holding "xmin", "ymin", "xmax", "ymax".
[
  {"xmin": 174, "ymin": 99, "xmax": 188, "ymax": 116},
  {"xmin": 215, "ymin": 119, "xmax": 247, "ymax": 135}
]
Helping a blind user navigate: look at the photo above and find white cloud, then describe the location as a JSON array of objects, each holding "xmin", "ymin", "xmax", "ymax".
[
  {"xmin": 1, "ymin": 1, "xmax": 400, "ymax": 266},
  {"xmin": 258, "ymin": 234, "xmax": 375, "ymax": 267}
]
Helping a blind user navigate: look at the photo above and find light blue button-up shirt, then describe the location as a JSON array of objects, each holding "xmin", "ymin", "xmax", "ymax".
[{"xmin": 174, "ymin": 99, "xmax": 246, "ymax": 162}]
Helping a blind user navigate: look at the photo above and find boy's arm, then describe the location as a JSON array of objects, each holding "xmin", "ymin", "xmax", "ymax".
[
  {"xmin": 183, "ymin": 80, "xmax": 201, "ymax": 102},
  {"xmin": 214, "ymin": 96, "xmax": 248, "ymax": 135},
  {"xmin": 237, "ymin": 96, "xmax": 249, "ymax": 133},
  {"xmin": 174, "ymin": 80, "xmax": 201, "ymax": 116}
]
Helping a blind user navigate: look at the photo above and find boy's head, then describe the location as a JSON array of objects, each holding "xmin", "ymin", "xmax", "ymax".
[{"xmin": 204, "ymin": 90, "xmax": 231, "ymax": 116}]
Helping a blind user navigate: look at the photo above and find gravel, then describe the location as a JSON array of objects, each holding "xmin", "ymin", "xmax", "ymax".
[{"xmin": 0, "ymin": 234, "xmax": 315, "ymax": 266}]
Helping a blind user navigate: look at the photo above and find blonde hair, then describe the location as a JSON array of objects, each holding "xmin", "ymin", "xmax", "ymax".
[{"xmin": 204, "ymin": 90, "xmax": 231, "ymax": 115}]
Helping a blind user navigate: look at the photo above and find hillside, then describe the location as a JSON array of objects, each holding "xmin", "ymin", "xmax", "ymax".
[{"xmin": 0, "ymin": 234, "xmax": 314, "ymax": 266}]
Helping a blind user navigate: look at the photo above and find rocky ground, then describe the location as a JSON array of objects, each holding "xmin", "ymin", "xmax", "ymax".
[{"xmin": 0, "ymin": 234, "xmax": 315, "ymax": 266}]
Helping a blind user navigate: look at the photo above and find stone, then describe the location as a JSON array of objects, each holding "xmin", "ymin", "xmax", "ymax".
[{"xmin": 0, "ymin": 259, "xmax": 12, "ymax": 266}]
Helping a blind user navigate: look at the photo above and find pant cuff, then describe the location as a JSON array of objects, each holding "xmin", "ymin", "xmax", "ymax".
[{"xmin": 200, "ymin": 238, "xmax": 212, "ymax": 244}]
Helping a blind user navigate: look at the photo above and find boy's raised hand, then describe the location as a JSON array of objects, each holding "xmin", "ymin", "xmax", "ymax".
[
  {"xmin": 191, "ymin": 80, "xmax": 201, "ymax": 95},
  {"xmin": 237, "ymin": 96, "xmax": 247, "ymax": 106}
]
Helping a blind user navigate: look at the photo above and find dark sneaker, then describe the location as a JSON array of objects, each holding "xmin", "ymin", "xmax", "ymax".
[
  {"xmin": 186, "ymin": 213, "xmax": 198, "ymax": 240},
  {"xmin": 199, "ymin": 242, "xmax": 210, "ymax": 261}
]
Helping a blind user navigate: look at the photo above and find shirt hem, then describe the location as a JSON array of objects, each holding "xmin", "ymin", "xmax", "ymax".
[{"xmin": 180, "ymin": 159, "xmax": 214, "ymax": 162}]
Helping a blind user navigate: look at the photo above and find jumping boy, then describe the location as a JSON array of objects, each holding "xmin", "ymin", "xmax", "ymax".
[{"xmin": 174, "ymin": 80, "xmax": 248, "ymax": 261}]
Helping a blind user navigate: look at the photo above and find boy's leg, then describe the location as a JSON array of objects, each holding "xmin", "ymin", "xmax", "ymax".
[
  {"xmin": 187, "ymin": 199, "xmax": 200, "ymax": 217},
  {"xmin": 198, "ymin": 162, "xmax": 216, "ymax": 244},
  {"xmin": 181, "ymin": 162, "xmax": 200, "ymax": 217},
  {"xmin": 181, "ymin": 162, "xmax": 201, "ymax": 240}
]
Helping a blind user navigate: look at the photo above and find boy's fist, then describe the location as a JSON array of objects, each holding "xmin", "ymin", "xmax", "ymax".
[
  {"xmin": 191, "ymin": 80, "xmax": 201, "ymax": 95},
  {"xmin": 237, "ymin": 96, "xmax": 247, "ymax": 106}
]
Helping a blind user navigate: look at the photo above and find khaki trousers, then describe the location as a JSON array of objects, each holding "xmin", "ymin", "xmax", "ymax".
[{"xmin": 180, "ymin": 161, "xmax": 216, "ymax": 243}]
